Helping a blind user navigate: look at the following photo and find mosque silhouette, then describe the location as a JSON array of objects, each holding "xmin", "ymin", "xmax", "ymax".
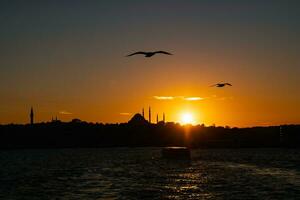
[{"xmin": 0, "ymin": 106, "xmax": 296, "ymax": 149}]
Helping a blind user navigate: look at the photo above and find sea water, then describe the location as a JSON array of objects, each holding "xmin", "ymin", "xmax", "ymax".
[{"xmin": 0, "ymin": 148, "xmax": 299, "ymax": 200}]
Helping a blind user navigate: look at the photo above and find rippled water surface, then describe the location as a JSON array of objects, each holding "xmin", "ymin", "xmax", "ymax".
[{"xmin": 0, "ymin": 148, "xmax": 299, "ymax": 200}]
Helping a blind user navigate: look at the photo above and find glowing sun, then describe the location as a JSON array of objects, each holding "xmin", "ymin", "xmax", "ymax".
[{"xmin": 180, "ymin": 112, "xmax": 195, "ymax": 125}]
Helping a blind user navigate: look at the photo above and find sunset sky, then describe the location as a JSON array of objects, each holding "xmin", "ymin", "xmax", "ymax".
[{"xmin": 0, "ymin": 1, "xmax": 299, "ymax": 127}]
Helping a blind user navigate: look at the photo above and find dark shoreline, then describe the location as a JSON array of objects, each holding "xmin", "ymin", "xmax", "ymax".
[{"xmin": 1, "ymin": 120, "xmax": 299, "ymax": 149}]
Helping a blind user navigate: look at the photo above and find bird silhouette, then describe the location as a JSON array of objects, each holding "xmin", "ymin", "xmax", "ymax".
[
  {"xmin": 211, "ymin": 83, "xmax": 232, "ymax": 87},
  {"xmin": 126, "ymin": 51, "xmax": 173, "ymax": 57}
]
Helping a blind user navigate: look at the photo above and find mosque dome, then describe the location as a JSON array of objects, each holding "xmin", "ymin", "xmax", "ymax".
[{"xmin": 128, "ymin": 113, "xmax": 148, "ymax": 125}]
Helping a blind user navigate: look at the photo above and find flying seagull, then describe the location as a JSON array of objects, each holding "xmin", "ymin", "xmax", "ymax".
[
  {"xmin": 126, "ymin": 51, "xmax": 173, "ymax": 57},
  {"xmin": 211, "ymin": 83, "xmax": 232, "ymax": 87}
]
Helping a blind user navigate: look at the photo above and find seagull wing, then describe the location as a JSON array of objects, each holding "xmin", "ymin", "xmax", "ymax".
[
  {"xmin": 126, "ymin": 52, "xmax": 147, "ymax": 57},
  {"xmin": 225, "ymin": 83, "xmax": 232, "ymax": 86},
  {"xmin": 210, "ymin": 84, "xmax": 217, "ymax": 87},
  {"xmin": 154, "ymin": 51, "xmax": 173, "ymax": 55}
]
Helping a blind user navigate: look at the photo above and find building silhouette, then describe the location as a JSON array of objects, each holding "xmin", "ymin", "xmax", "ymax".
[
  {"xmin": 30, "ymin": 107, "xmax": 34, "ymax": 125},
  {"xmin": 1, "ymin": 107, "xmax": 299, "ymax": 149},
  {"xmin": 51, "ymin": 116, "xmax": 61, "ymax": 123},
  {"xmin": 149, "ymin": 107, "xmax": 151, "ymax": 123},
  {"xmin": 128, "ymin": 113, "xmax": 148, "ymax": 125}
]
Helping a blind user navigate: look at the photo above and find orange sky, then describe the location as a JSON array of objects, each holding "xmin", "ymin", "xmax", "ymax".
[{"xmin": 0, "ymin": 1, "xmax": 299, "ymax": 127}]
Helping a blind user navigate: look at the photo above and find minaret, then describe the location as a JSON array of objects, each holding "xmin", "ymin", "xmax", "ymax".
[
  {"xmin": 148, "ymin": 107, "xmax": 151, "ymax": 123},
  {"xmin": 142, "ymin": 108, "xmax": 144, "ymax": 118},
  {"xmin": 279, "ymin": 126, "xmax": 284, "ymax": 144},
  {"xmin": 156, "ymin": 114, "xmax": 159, "ymax": 124},
  {"xmin": 163, "ymin": 113, "xmax": 165, "ymax": 123},
  {"xmin": 30, "ymin": 107, "xmax": 34, "ymax": 125}
]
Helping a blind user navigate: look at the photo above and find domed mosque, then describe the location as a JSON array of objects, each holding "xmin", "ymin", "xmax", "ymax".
[
  {"xmin": 128, "ymin": 113, "xmax": 148, "ymax": 125},
  {"xmin": 128, "ymin": 107, "xmax": 150, "ymax": 125}
]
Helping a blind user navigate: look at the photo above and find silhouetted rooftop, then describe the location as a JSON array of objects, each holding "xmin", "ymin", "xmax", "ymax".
[{"xmin": 128, "ymin": 113, "xmax": 148, "ymax": 125}]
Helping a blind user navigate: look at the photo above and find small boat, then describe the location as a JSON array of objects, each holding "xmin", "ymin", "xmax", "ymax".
[{"xmin": 161, "ymin": 147, "xmax": 191, "ymax": 160}]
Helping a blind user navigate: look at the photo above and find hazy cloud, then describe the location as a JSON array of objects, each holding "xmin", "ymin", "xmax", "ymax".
[
  {"xmin": 59, "ymin": 111, "xmax": 72, "ymax": 115},
  {"xmin": 153, "ymin": 96, "xmax": 175, "ymax": 100},
  {"xmin": 183, "ymin": 97, "xmax": 204, "ymax": 101},
  {"xmin": 153, "ymin": 96, "xmax": 204, "ymax": 101},
  {"xmin": 120, "ymin": 112, "xmax": 132, "ymax": 116}
]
